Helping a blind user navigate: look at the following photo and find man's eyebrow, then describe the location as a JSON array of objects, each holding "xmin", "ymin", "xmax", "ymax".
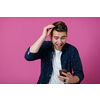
[
  {"xmin": 54, "ymin": 36, "xmax": 66, "ymax": 38},
  {"xmin": 54, "ymin": 36, "xmax": 59, "ymax": 38},
  {"xmin": 61, "ymin": 36, "xmax": 66, "ymax": 37}
]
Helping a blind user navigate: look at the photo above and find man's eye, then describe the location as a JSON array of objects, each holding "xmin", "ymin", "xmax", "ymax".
[
  {"xmin": 61, "ymin": 38, "xmax": 65, "ymax": 39},
  {"xmin": 55, "ymin": 37, "xmax": 58, "ymax": 39}
]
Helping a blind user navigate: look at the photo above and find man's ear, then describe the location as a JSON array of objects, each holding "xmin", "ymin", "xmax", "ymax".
[{"xmin": 66, "ymin": 33, "xmax": 68, "ymax": 37}]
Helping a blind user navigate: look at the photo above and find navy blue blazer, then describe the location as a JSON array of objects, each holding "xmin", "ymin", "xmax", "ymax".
[{"xmin": 25, "ymin": 41, "xmax": 84, "ymax": 84}]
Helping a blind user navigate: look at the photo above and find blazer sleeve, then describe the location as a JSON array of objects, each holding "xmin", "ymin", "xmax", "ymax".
[
  {"xmin": 71, "ymin": 47, "xmax": 84, "ymax": 83},
  {"xmin": 24, "ymin": 41, "xmax": 46, "ymax": 61}
]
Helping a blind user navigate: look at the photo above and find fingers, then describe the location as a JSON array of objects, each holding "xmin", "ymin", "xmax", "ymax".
[
  {"xmin": 62, "ymin": 72, "xmax": 71, "ymax": 77},
  {"xmin": 48, "ymin": 28, "xmax": 53, "ymax": 35},
  {"xmin": 61, "ymin": 72, "xmax": 67, "ymax": 77},
  {"xmin": 58, "ymin": 72, "xmax": 72, "ymax": 84},
  {"xmin": 58, "ymin": 75, "xmax": 70, "ymax": 84},
  {"xmin": 58, "ymin": 75, "xmax": 64, "ymax": 82},
  {"xmin": 46, "ymin": 24, "xmax": 55, "ymax": 29},
  {"xmin": 42, "ymin": 24, "xmax": 55, "ymax": 38},
  {"xmin": 58, "ymin": 75, "xmax": 69, "ymax": 80},
  {"xmin": 44, "ymin": 24, "xmax": 55, "ymax": 31}
]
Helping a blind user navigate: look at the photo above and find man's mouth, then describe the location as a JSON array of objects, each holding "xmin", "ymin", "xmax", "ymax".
[{"xmin": 56, "ymin": 44, "xmax": 63, "ymax": 48}]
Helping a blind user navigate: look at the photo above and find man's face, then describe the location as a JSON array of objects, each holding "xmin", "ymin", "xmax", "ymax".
[{"xmin": 50, "ymin": 30, "xmax": 67, "ymax": 50}]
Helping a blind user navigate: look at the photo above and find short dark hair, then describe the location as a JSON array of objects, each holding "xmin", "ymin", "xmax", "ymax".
[{"xmin": 51, "ymin": 21, "xmax": 68, "ymax": 37}]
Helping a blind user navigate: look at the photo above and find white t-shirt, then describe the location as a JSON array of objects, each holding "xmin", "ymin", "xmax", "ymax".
[{"xmin": 49, "ymin": 49, "xmax": 64, "ymax": 84}]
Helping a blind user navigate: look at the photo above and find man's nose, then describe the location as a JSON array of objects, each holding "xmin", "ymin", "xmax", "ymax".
[{"xmin": 58, "ymin": 39, "xmax": 62, "ymax": 43}]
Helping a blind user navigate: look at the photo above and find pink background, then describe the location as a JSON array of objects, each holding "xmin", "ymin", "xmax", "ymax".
[{"xmin": 0, "ymin": 17, "xmax": 100, "ymax": 84}]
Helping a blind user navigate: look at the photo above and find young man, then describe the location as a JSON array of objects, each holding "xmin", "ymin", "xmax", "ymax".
[{"xmin": 25, "ymin": 21, "xmax": 84, "ymax": 84}]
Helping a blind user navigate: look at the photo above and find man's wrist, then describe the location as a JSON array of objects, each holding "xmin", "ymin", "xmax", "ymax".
[
  {"xmin": 72, "ymin": 76, "xmax": 80, "ymax": 83},
  {"xmin": 41, "ymin": 34, "xmax": 47, "ymax": 40}
]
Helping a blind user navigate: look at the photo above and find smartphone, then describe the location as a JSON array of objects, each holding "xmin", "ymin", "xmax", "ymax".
[{"xmin": 59, "ymin": 69, "xmax": 67, "ymax": 77}]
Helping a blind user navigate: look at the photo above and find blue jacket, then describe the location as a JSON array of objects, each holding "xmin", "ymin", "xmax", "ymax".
[{"xmin": 25, "ymin": 41, "xmax": 84, "ymax": 84}]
